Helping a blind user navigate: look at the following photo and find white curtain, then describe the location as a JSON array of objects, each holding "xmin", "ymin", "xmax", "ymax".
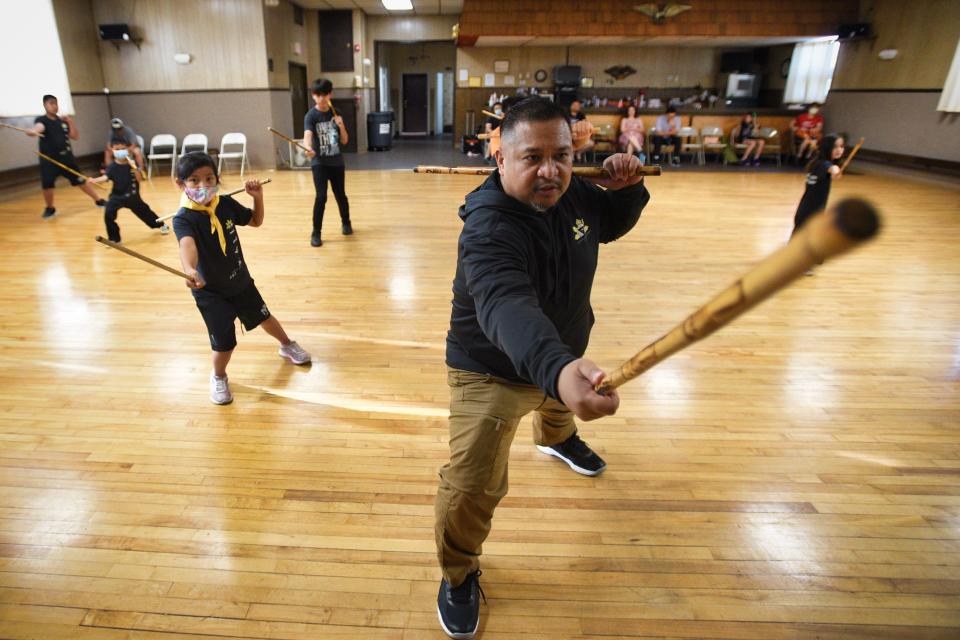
[
  {"xmin": 0, "ymin": 0, "xmax": 74, "ymax": 117},
  {"xmin": 784, "ymin": 39, "xmax": 840, "ymax": 104},
  {"xmin": 937, "ymin": 38, "xmax": 960, "ymax": 112}
]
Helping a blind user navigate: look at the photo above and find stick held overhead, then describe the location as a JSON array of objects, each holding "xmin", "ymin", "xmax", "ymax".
[{"xmin": 596, "ymin": 198, "xmax": 881, "ymax": 394}]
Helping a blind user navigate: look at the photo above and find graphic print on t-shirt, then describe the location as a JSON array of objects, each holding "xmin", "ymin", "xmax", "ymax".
[{"xmin": 314, "ymin": 119, "xmax": 341, "ymax": 157}]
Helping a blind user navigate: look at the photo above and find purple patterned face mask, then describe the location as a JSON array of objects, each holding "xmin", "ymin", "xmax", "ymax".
[{"xmin": 185, "ymin": 184, "xmax": 218, "ymax": 205}]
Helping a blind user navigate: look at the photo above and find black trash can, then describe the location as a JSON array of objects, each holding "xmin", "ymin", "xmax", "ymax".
[{"xmin": 367, "ymin": 111, "xmax": 394, "ymax": 151}]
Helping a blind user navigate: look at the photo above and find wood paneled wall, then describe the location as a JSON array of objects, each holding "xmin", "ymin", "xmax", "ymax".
[
  {"xmin": 91, "ymin": 0, "xmax": 268, "ymax": 92},
  {"xmin": 52, "ymin": 0, "xmax": 104, "ymax": 93},
  {"xmin": 833, "ymin": 0, "xmax": 960, "ymax": 90},
  {"xmin": 263, "ymin": 0, "xmax": 311, "ymax": 89},
  {"xmin": 459, "ymin": 0, "xmax": 858, "ymax": 39}
]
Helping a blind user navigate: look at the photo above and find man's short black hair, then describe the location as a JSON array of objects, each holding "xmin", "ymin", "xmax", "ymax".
[
  {"xmin": 42, "ymin": 94, "xmax": 57, "ymax": 103},
  {"xmin": 177, "ymin": 151, "xmax": 219, "ymax": 182},
  {"xmin": 109, "ymin": 137, "xmax": 128, "ymax": 147},
  {"xmin": 500, "ymin": 97, "xmax": 570, "ymax": 142},
  {"xmin": 311, "ymin": 78, "xmax": 333, "ymax": 95}
]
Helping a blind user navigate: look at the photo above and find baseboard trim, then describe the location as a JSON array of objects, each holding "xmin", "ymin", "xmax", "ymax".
[{"xmin": 857, "ymin": 148, "xmax": 960, "ymax": 177}]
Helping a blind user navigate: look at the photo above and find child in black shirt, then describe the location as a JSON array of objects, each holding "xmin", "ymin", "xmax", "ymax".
[
  {"xmin": 24, "ymin": 94, "xmax": 106, "ymax": 218},
  {"xmin": 171, "ymin": 152, "xmax": 311, "ymax": 405},
  {"xmin": 303, "ymin": 78, "xmax": 352, "ymax": 247},
  {"xmin": 89, "ymin": 138, "xmax": 168, "ymax": 242},
  {"xmin": 793, "ymin": 133, "xmax": 844, "ymax": 234}
]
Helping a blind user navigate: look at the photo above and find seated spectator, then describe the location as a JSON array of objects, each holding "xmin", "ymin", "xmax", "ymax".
[
  {"xmin": 652, "ymin": 106, "xmax": 682, "ymax": 167},
  {"xmin": 733, "ymin": 113, "xmax": 765, "ymax": 166},
  {"xmin": 792, "ymin": 103, "xmax": 823, "ymax": 161},
  {"xmin": 618, "ymin": 104, "xmax": 645, "ymax": 158},
  {"xmin": 568, "ymin": 99, "xmax": 594, "ymax": 161},
  {"xmin": 104, "ymin": 118, "xmax": 144, "ymax": 171}
]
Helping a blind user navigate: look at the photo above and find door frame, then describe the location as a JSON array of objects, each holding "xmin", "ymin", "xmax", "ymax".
[
  {"xmin": 288, "ymin": 62, "xmax": 308, "ymax": 139},
  {"xmin": 401, "ymin": 72, "xmax": 429, "ymax": 136}
]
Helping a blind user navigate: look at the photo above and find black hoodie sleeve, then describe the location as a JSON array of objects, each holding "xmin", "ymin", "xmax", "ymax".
[
  {"xmin": 576, "ymin": 178, "xmax": 650, "ymax": 244},
  {"xmin": 461, "ymin": 214, "xmax": 577, "ymax": 400}
]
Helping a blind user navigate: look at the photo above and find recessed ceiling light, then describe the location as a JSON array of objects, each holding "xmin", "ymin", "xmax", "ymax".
[{"xmin": 382, "ymin": 0, "xmax": 413, "ymax": 10}]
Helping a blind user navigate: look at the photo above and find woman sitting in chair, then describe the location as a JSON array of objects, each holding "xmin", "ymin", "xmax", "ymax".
[
  {"xmin": 618, "ymin": 104, "xmax": 645, "ymax": 158},
  {"xmin": 733, "ymin": 113, "xmax": 765, "ymax": 166}
]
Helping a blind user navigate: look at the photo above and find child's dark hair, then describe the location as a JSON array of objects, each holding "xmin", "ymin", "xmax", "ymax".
[
  {"xmin": 311, "ymin": 78, "xmax": 333, "ymax": 95},
  {"xmin": 176, "ymin": 151, "xmax": 219, "ymax": 182},
  {"xmin": 109, "ymin": 137, "xmax": 128, "ymax": 147},
  {"xmin": 500, "ymin": 97, "xmax": 570, "ymax": 142},
  {"xmin": 666, "ymin": 105, "xmax": 677, "ymax": 114},
  {"xmin": 805, "ymin": 133, "xmax": 843, "ymax": 172},
  {"xmin": 42, "ymin": 94, "xmax": 57, "ymax": 103}
]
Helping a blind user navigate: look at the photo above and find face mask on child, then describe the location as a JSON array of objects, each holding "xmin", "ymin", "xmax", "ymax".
[
  {"xmin": 185, "ymin": 185, "xmax": 218, "ymax": 205},
  {"xmin": 494, "ymin": 108, "xmax": 503, "ymax": 115},
  {"xmin": 114, "ymin": 149, "xmax": 128, "ymax": 160}
]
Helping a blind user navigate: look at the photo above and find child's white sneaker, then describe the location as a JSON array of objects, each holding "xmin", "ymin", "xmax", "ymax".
[
  {"xmin": 210, "ymin": 372, "xmax": 233, "ymax": 405},
  {"xmin": 279, "ymin": 341, "xmax": 311, "ymax": 365},
  {"xmin": 160, "ymin": 223, "xmax": 170, "ymax": 235}
]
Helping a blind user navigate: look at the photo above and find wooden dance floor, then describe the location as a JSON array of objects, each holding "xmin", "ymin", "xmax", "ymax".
[{"xmin": 0, "ymin": 166, "xmax": 958, "ymax": 638}]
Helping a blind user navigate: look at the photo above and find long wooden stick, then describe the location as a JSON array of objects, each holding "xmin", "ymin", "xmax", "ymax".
[
  {"xmin": 267, "ymin": 127, "xmax": 311, "ymax": 153},
  {"xmin": 156, "ymin": 178, "xmax": 273, "ymax": 223},
  {"xmin": 95, "ymin": 235, "xmax": 190, "ymax": 280},
  {"xmin": 482, "ymin": 109, "xmax": 504, "ymax": 120},
  {"xmin": 0, "ymin": 122, "xmax": 43, "ymax": 137},
  {"xmin": 414, "ymin": 165, "xmax": 662, "ymax": 177},
  {"xmin": 596, "ymin": 198, "xmax": 881, "ymax": 393},
  {"xmin": 839, "ymin": 137, "xmax": 865, "ymax": 174},
  {"xmin": 36, "ymin": 151, "xmax": 108, "ymax": 190}
]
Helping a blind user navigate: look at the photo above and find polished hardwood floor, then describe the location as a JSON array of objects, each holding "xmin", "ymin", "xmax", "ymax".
[{"xmin": 0, "ymin": 165, "xmax": 958, "ymax": 639}]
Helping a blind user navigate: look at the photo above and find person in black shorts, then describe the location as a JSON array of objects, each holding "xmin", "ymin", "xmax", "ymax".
[
  {"xmin": 304, "ymin": 78, "xmax": 352, "ymax": 247},
  {"xmin": 88, "ymin": 138, "xmax": 168, "ymax": 242},
  {"xmin": 793, "ymin": 133, "xmax": 845, "ymax": 275},
  {"xmin": 24, "ymin": 95, "xmax": 105, "ymax": 218},
  {"xmin": 172, "ymin": 152, "xmax": 311, "ymax": 405}
]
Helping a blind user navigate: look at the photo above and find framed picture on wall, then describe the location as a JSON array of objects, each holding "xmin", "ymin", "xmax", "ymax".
[
  {"xmin": 581, "ymin": 77, "xmax": 594, "ymax": 88},
  {"xmin": 494, "ymin": 60, "xmax": 509, "ymax": 73}
]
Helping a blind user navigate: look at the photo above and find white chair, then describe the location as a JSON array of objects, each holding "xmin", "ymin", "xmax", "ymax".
[
  {"xmin": 700, "ymin": 126, "xmax": 726, "ymax": 163},
  {"xmin": 217, "ymin": 132, "xmax": 248, "ymax": 177},
  {"xmin": 678, "ymin": 126, "xmax": 703, "ymax": 165},
  {"xmin": 758, "ymin": 127, "xmax": 782, "ymax": 167},
  {"xmin": 179, "ymin": 133, "xmax": 208, "ymax": 159},
  {"xmin": 147, "ymin": 134, "xmax": 177, "ymax": 179}
]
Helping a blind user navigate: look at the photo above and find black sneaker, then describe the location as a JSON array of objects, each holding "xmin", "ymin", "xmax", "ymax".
[
  {"xmin": 437, "ymin": 570, "xmax": 484, "ymax": 639},
  {"xmin": 41, "ymin": 207, "xmax": 56, "ymax": 219},
  {"xmin": 537, "ymin": 432, "xmax": 606, "ymax": 476},
  {"xmin": 310, "ymin": 231, "xmax": 322, "ymax": 247},
  {"xmin": 95, "ymin": 199, "xmax": 107, "ymax": 207},
  {"xmin": 342, "ymin": 221, "xmax": 353, "ymax": 235}
]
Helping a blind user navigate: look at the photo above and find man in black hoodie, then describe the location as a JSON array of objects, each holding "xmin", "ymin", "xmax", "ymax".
[{"xmin": 436, "ymin": 97, "xmax": 650, "ymax": 638}]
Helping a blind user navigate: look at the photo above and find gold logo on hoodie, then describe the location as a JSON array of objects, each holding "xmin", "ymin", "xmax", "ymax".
[{"xmin": 572, "ymin": 218, "xmax": 589, "ymax": 241}]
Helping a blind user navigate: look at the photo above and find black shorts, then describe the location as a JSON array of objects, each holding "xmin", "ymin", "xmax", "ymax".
[
  {"xmin": 193, "ymin": 281, "xmax": 270, "ymax": 352},
  {"xmin": 39, "ymin": 154, "xmax": 85, "ymax": 189}
]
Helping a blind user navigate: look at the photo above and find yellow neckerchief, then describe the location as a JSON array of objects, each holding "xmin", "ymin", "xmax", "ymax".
[{"xmin": 179, "ymin": 193, "xmax": 225, "ymax": 255}]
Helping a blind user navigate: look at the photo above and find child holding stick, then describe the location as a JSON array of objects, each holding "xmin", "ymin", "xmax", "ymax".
[
  {"xmin": 172, "ymin": 152, "xmax": 310, "ymax": 405},
  {"xmin": 89, "ymin": 138, "xmax": 168, "ymax": 242}
]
